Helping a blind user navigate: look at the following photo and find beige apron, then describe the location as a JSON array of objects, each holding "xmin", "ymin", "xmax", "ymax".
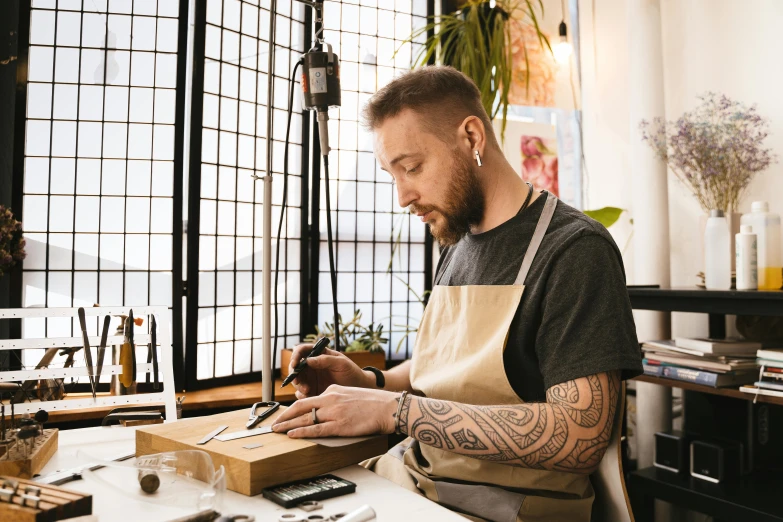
[{"xmin": 363, "ymin": 192, "xmax": 594, "ymax": 522}]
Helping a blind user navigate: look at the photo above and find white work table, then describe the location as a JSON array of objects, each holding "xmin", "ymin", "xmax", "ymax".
[{"xmin": 39, "ymin": 426, "xmax": 467, "ymax": 521}]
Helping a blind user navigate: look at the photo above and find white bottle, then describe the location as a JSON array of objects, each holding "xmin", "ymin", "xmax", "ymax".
[
  {"xmin": 735, "ymin": 225, "xmax": 758, "ymax": 290},
  {"xmin": 740, "ymin": 202, "xmax": 782, "ymax": 290},
  {"xmin": 705, "ymin": 210, "xmax": 731, "ymax": 290}
]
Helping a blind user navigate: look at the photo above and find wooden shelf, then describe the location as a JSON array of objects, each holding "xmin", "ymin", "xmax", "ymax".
[
  {"xmin": 627, "ymin": 286, "xmax": 783, "ymax": 316},
  {"xmin": 6, "ymin": 379, "xmax": 298, "ymax": 424},
  {"xmin": 633, "ymin": 374, "xmax": 783, "ymax": 407},
  {"xmin": 629, "ymin": 466, "xmax": 783, "ymax": 522}
]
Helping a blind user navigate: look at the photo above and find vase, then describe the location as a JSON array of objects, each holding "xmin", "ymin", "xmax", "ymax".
[
  {"xmin": 699, "ymin": 211, "xmax": 741, "ymax": 275},
  {"xmin": 280, "ymin": 348, "xmax": 387, "ymax": 380}
]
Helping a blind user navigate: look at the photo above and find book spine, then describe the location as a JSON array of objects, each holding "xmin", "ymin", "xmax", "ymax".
[
  {"xmin": 643, "ymin": 363, "xmax": 663, "ymax": 377},
  {"xmin": 661, "ymin": 366, "xmax": 718, "ymax": 386}
]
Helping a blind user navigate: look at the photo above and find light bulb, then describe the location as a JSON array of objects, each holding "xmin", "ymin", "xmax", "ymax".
[
  {"xmin": 553, "ymin": 20, "xmax": 572, "ymax": 64},
  {"xmin": 553, "ymin": 39, "xmax": 572, "ymax": 64}
]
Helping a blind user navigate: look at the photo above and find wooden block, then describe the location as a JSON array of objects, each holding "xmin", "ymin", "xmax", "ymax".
[
  {"xmin": 136, "ymin": 408, "xmax": 387, "ymax": 496},
  {"xmin": 0, "ymin": 476, "xmax": 92, "ymax": 522},
  {"xmin": 0, "ymin": 429, "xmax": 58, "ymax": 479}
]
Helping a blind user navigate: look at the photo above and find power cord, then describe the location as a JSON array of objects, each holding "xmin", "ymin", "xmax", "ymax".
[
  {"xmin": 322, "ymin": 154, "xmax": 339, "ymax": 352},
  {"xmin": 272, "ymin": 59, "xmax": 302, "ymax": 384}
]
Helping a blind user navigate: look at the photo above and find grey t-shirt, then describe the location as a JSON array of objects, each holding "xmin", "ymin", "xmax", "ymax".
[{"xmin": 435, "ymin": 192, "xmax": 643, "ymax": 402}]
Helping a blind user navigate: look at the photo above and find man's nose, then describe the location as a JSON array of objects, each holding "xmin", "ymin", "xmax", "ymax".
[{"xmin": 396, "ymin": 179, "xmax": 417, "ymax": 209}]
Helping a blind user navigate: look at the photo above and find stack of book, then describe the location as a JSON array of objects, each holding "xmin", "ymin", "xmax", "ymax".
[
  {"xmin": 740, "ymin": 349, "xmax": 783, "ymax": 398},
  {"xmin": 642, "ymin": 338, "xmax": 760, "ymax": 387}
]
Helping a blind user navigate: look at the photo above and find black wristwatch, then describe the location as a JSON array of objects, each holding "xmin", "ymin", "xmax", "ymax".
[{"xmin": 363, "ymin": 366, "xmax": 385, "ymax": 389}]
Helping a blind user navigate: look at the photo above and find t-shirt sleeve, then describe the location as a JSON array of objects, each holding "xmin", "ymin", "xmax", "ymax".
[{"xmin": 535, "ymin": 234, "xmax": 643, "ymax": 389}]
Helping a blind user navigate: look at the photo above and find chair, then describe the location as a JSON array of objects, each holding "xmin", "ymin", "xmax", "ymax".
[{"xmin": 591, "ymin": 382, "xmax": 635, "ymax": 522}]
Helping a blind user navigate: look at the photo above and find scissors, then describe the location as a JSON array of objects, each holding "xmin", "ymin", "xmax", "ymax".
[{"xmin": 246, "ymin": 401, "xmax": 280, "ymax": 429}]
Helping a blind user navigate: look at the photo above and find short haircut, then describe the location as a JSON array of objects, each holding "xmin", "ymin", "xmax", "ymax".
[{"xmin": 362, "ymin": 65, "xmax": 498, "ymax": 146}]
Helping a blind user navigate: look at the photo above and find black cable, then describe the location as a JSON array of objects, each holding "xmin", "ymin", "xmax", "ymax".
[
  {"xmin": 322, "ymin": 153, "xmax": 339, "ymax": 352},
  {"xmin": 272, "ymin": 59, "xmax": 303, "ymax": 390}
]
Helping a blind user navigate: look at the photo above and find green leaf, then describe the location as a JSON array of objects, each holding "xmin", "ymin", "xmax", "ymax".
[{"xmin": 583, "ymin": 207, "xmax": 625, "ymax": 228}]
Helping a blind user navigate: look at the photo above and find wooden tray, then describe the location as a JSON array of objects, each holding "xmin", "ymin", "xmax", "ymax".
[
  {"xmin": 0, "ymin": 476, "xmax": 92, "ymax": 522},
  {"xmin": 136, "ymin": 408, "xmax": 387, "ymax": 496}
]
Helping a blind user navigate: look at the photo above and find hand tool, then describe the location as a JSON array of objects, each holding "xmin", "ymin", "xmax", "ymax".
[
  {"xmin": 96, "ymin": 315, "xmax": 110, "ymax": 388},
  {"xmin": 246, "ymin": 401, "xmax": 280, "ymax": 429},
  {"xmin": 242, "ymin": 443, "xmax": 264, "ymax": 450},
  {"xmin": 197, "ymin": 425, "xmax": 229, "ymax": 445},
  {"xmin": 77, "ymin": 307, "xmax": 96, "ymax": 398},
  {"xmin": 150, "ymin": 315, "xmax": 159, "ymax": 389},
  {"xmin": 281, "ymin": 337, "xmax": 330, "ymax": 388},
  {"xmin": 1, "ymin": 402, "xmax": 5, "ymax": 441},
  {"xmin": 119, "ymin": 315, "xmax": 134, "ymax": 387},
  {"xmin": 129, "ymin": 309, "xmax": 137, "ymax": 386},
  {"xmin": 214, "ymin": 426, "xmax": 274, "ymax": 442},
  {"xmin": 34, "ymin": 451, "xmax": 135, "ymax": 485}
]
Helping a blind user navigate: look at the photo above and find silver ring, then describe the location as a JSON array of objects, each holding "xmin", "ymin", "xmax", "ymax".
[{"xmin": 311, "ymin": 407, "xmax": 319, "ymax": 425}]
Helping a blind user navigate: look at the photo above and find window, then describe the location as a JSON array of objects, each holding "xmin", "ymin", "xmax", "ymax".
[
  {"xmin": 317, "ymin": 0, "xmax": 431, "ymax": 361},
  {"xmin": 20, "ymin": 0, "xmax": 182, "ymax": 377}
]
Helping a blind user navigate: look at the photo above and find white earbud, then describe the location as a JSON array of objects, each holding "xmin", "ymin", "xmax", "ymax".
[{"xmin": 474, "ymin": 150, "xmax": 482, "ymax": 167}]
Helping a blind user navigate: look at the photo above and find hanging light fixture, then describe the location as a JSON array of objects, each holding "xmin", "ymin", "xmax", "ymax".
[{"xmin": 553, "ymin": 20, "xmax": 573, "ymax": 64}]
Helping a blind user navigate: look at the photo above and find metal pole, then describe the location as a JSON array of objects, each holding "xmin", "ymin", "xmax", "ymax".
[{"xmin": 262, "ymin": 0, "xmax": 278, "ymax": 402}]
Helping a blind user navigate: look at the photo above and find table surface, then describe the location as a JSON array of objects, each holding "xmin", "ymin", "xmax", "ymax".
[{"xmin": 39, "ymin": 425, "xmax": 467, "ymax": 521}]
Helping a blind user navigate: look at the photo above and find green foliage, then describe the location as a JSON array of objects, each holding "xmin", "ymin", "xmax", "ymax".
[
  {"xmin": 405, "ymin": 0, "xmax": 549, "ymax": 141},
  {"xmin": 304, "ymin": 309, "xmax": 389, "ymax": 353},
  {"xmin": 583, "ymin": 207, "xmax": 624, "ymax": 229}
]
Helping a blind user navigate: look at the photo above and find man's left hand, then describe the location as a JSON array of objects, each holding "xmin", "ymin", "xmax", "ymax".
[{"xmin": 271, "ymin": 385, "xmax": 399, "ymax": 438}]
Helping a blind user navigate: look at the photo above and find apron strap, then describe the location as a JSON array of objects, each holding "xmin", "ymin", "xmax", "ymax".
[{"xmin": 514, "ymin": 191, "xmax": 558, "ymax": 286}]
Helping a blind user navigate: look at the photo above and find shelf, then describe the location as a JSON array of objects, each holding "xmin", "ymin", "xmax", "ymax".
[
  {"xmin": 629, "ymin": 466, "xmax": 783, "ymax": 522},
  {"xmin": 627, "ymin": 286, "xmax": 783, "ymax": 316},
  {"xmin": 10, "ymin": 379, "xmax": 298, "ymax": 424},
  {"xmin": 633, "ymin": 374, "xmax": 783, "ymax": 407}
]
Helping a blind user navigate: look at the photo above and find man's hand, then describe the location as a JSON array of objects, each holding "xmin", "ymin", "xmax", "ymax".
[
  {"xmin": 288, "ymin": 343, "xmax": 375, "ymax": 399},
  {"xmin": 272, "ymin": 385, "xmax": 399, "ymax": 438}
]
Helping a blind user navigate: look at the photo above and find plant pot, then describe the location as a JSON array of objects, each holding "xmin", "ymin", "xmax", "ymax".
[
  {"xmin": 699, "ymin": 211, "xmax": 741, "ymax": 274},
  {"xmin": 280, "ymin": 348, "xmax": 387, "ymax": 380}
]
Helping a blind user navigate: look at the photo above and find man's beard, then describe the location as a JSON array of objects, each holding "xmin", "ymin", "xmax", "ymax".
[{"xmin": 410, "ymin": 150, "xmax": 485, "ymax": 247}]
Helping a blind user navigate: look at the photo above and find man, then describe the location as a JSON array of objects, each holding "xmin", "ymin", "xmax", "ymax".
[{"xmin": 273, "ymin": 66, "xmax": 643, "ymax": 521}]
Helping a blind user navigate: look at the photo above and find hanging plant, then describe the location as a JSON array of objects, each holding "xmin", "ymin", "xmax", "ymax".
[
  {"xmin": 407, "ymin": 0, "xmax": 550, "ymax": 140},
  {"xmin": 0, "ymin": 205, "xmax": 25, "ymax": 276}
]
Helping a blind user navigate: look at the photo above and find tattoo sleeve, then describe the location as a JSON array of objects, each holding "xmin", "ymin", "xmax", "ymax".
[{"xmin": 399, "ymin": 371, "xmax": 621, "ymax": 474}]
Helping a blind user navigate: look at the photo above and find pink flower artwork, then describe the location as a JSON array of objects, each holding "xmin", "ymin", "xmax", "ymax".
[{"xmin": 520, "ymin": 135, "xmax": 559, "ymax": 196}]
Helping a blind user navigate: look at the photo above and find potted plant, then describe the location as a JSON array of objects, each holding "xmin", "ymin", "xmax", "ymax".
[
  {"xmin": 639, "ymin": 92, "xmax": 777, "ymax": 274},
  {"xmin": 280, "ymin": 310, "xmax": 388, "ymax": 380},
  {"xmin": 0, "ymin": 205, "xmax": 25, "ymax": 276},
  {"xmin": 406, "ymin": 0, "xmax": 549, "ymax": 140}
]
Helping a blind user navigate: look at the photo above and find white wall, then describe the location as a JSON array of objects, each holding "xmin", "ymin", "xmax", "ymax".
[{"xmin": 580, "ymin": 0, "xmax": 783, "ymax": 339}]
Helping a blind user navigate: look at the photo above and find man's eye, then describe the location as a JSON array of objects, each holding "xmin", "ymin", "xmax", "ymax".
[{"xmin": 406, "ymin": 165, "xmax": 420, "ymax": 174}]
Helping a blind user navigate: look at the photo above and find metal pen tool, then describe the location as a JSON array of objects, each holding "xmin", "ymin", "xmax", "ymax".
[{"xmin": 280, "ymin": 337, "xmax": 330, "ymax": 388}]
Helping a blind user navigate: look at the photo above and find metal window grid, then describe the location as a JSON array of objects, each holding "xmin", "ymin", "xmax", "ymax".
[
  {"xmin": 18, "ymin": 0, "xmax": 187, "ymax": 390},
  {"xmin": 314, "ymin": 0, "xmax": 432, "ymax": 361}
]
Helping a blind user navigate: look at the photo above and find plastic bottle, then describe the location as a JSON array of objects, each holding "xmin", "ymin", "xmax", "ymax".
[
  {"xmin": 705, "ymin": 210, "xmax": 731, "ymax": 290},
  {"xmin": 735, "ymin": 225, "xmax": 758, "ymax": 291},
  {"xmin": 740, "ymin": 201, "xmax": 782, "ymax": 290}
]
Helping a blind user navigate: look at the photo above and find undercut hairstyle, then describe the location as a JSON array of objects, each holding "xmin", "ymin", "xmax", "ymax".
[{"xmin": 362, "ymin": 66, "xmax": 498, "ymax": 147}]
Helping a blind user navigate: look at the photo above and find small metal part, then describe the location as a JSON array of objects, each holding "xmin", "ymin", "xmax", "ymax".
[
  {"xmin": 215, "ymin": 425, "xmax": 274, "ymax": 442},
  {"xmin": 215, "ymin": 516, "xmax": 255, "ymax": 522},
  {"xmin": 0, "ymin": 478, "xmax": 17, "ymax": 503},
  {"xmin": 331, "ymin": 515, "xmax": 347, "ymax": 521},
  {"xmin": 306, "ymin": 516, "xmax": 325, "ymax": 521},
  {"xmin": 138, "ymin": 470, "xmax": 160, "ymax": 493},
  {"xmin": 197, "ymin": 424, "xmax": 229, "ymax": 445},
  {"xmin": 299, "ymin": 500, "xmax": 322, "ymax": 512},
  {"xmin": 278, "ymin": 514, "xmax": 304, "ymax": 522},
  {"xmin": 242, "ymin": 442, "xmax": 264, "ymax": 450}
]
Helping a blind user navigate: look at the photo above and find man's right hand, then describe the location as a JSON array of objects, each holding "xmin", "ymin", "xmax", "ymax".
[{"xmin": 288, "ymin": 343, "xmax": 375, "ymax": 398}]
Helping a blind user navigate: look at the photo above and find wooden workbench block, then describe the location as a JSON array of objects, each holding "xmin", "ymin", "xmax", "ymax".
[
  {"xmin": 0, "ymin": 429, "xmax": 58, "ymax": 479},
  {"xmin": 136, "ymin": 408, "xmax": 387, "ymax": 496}
]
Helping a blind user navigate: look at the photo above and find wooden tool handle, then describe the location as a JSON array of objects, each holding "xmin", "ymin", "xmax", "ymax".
[{"xmin": 119, "ymin": 342, "xmax": 134, "ymax": 387}]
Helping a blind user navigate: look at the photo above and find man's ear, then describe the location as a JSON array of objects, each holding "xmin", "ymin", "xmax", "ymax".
[{"xmin": 459, "ymin": 115, "xmax": 487, "ymax": 157}]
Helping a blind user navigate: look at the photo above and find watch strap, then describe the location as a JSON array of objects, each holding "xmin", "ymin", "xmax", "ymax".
[{"xmin": 363, "ymin": 366, "xmax": 385, "ymax": 389}]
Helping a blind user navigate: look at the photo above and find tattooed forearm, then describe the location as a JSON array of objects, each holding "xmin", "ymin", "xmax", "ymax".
[{"xmin": 399, "ymin": 371, "xmax": 620, "ymax": 474}]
